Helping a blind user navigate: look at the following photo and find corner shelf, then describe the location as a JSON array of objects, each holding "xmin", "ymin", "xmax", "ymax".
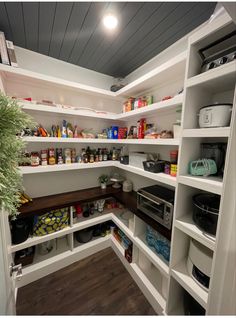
[
  {"xmin": 19, "ymin": 162, "xmax": 177, "ymax": 188},
  {"xmin": 182, "ymin": 127, "xmax": 231, "ymax": 138},
  {"xmin": 171, "ymin": 260, "xmax": 208, "ymax": 309},
  {"xmin": 117, "ymin": 94, "xmax": 183, "ymax": 120},
  {"xmin": 175, "ymin": 214, "xmax": 215, "ymax": 251},
  {"xmin": 21, "ymin": 93, "xmax": 183, "ymax": 122},
  {"xmin": 178, "ymin": 175, "xmax": 223, "ymax": 195},
  {"xmin": 116, "ymin": 51, "xmax": 186, "ymax": 97}
]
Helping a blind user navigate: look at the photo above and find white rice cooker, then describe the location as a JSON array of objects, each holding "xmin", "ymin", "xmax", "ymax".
[
  {"xmin": 199, "ymin": 103, "xmax": 232, "ymax": 128},
  {"xmin": 187, "ymin": 239, "xmax": 213, "ymax": 291}
]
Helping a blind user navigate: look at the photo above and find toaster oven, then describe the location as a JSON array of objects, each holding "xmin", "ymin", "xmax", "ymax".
[{"xmin": 137, "ymin": 185, "xmax": 175, "ymax": 230}]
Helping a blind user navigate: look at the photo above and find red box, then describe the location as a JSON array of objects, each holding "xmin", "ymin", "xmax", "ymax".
[{"xmin": 118, "ymin": 127, "xmax": 128, "ymax": 139}]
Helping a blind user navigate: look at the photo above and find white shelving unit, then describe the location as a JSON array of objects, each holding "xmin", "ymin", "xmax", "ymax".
[
  {"xmin": 167, "ymin": 14, "xmax": 236, "ymax": 316},
  {"xmin": 22, "ymin": 136, "xmax": 180, "ymax": 145},
  {"xmin": 1, "ymin": 12, "xmax": 235, "ymax": 315}
]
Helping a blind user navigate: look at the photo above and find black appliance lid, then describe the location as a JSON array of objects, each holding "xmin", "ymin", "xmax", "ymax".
[
  {"xmin": 193, "ymin": 194, "xmax": 220, "ymax": 214},
  {"xmin": 138, "ymin": 185, "xmax": 175, "ymax": 203},
  {"xmin": 200, "ymin": 103, "xmax": 232, "ymax": 110}
]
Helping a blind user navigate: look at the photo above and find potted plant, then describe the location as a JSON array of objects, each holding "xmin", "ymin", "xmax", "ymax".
[
  {"xmin": 0, "ymin": 93, "xmax": 35, "ymax": 219},
  {"xmin": 98, "ymin": 174, "xmax": 109, "ymax": 189}
]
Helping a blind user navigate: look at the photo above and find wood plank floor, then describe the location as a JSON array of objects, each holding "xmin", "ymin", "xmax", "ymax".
[{"xmin": 16, "ymin": 247, "xmax": 156, "ymax": 315}]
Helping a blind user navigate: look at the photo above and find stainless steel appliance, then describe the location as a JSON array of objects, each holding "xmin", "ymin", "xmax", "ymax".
[
  {"xmin": 137, "ymin": 185, "xmax": 175, "ymax": 230},
  {"xmin": 199, "ymin": 30, "xmax": 236, "ymax": 73}
]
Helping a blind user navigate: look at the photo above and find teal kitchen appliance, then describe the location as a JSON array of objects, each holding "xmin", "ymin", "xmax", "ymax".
[{"xmin": 189, "ymin": 159, "xmax": 217, "ymax": 176}]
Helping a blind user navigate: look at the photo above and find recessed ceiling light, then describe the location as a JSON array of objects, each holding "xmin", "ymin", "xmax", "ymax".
[{"xmin": 103, "ymin": 14, "xmax": 118, "ymax": 30}]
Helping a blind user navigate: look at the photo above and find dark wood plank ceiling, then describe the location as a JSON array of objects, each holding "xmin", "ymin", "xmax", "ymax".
[{"xmin": 0, "ymin": 2, "xmax": 216, "ymax": 78}]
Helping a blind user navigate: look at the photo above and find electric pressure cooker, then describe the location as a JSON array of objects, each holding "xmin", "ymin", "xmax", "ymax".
[{"xmin": 187, "ymin": 239, "xmax": 213, "ymax": 291}]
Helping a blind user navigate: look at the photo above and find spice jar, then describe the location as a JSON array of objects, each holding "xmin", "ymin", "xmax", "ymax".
[
  {"xmin": 41, "ymin": 149, "xmax": 48, "ymax": 166},
  {"xmin": 30, "ymin": 152, "xmax": 40, "ymax": 166}
]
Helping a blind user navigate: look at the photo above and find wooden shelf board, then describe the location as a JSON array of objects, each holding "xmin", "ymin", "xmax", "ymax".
[
  {"xmin": 186, "ymin": 61, "xmax": 236, "ymax": 92},
  {"xmin": 18, "ymin": 186, "xmax": 120, "ymax": 216},
  {"xmin": 171, "ymin": 260, "xmax": 208, "ymax": 309},
  {"xmin": 182, "ymin": 127, "xmax": 231, "ymax": 138},
  {"xmin": 178, "ymin": 175, "xmax": 223, "ymax": 195},
  {"xmin": 175, "ymin": 214, "xmax": 215, "ymax": 251}
]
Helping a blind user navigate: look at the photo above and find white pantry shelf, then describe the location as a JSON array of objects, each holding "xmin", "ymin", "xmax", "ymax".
[
  {"xmin": 21, "ymin": 102, "xmax": 118, "ymax": 120},
  {"xmin": 17, "ymin": 235, "xmax": 110, "ymax": 288},
  {"xmin": 134, "ymin": 235, "xmax": 169, "ymax": 277},
  {"xmin": 22, "ymin": 136, "xmax": 180, "ymax": 146},
  {"xmin": 116, "ymin": 52, "xmax": 187, "ymax": 97},
  {"xmin": 175, "ymin": 214, "xmax": 215, "ymax": 251},
  {"xmin": 178, "ymin": 175, "xmax": 223, "ymax": 195},
  {"xmin": 19, "ymin": 161, "xmax": 177, "ymax": 188},
  {"xmin": 111, "ymin": 237, "xmax": 165, "ymax": 314},
  {"xmin": 19, "ymin": 161, "xmax": 113, "ymax": 174},
  {"xmin": 182, "ymin": 127, "xmax": 231, "ymax": 138},
  {"xmin": 11, "ymin": 226, "xmax": 72, "ymax": 253},
  {"xmin": 115, "ymin": 163, "xmax": 177, "ymax": 187},
  {"xmin": 117, "ymin": 94, "xmax": 183, "ymax": 120},
  {"xmin": 21, "ymin": 94, "xmax": 183, "ymax": 122},
  {"xmin": 0, "ymin": 63, "xmax": 117, "ymax": 100},
  {"xmin": 171, "ymin": 260, "xmax": 208, "ymax": 309},
  {"xmin": 186, "ymin": 61, "xmax": 236, "ymax": 92}
]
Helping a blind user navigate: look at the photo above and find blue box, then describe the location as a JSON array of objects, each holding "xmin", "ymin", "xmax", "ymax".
[{"xmin": 111, "ymin": 126, "xmax": 118, "ymax": 139}]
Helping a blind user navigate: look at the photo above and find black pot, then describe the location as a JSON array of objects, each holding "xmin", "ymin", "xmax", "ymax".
[
  {"xmin": 11, "ymin": 218, "xmax": 32, "ymax": 244},
  {"xmin": 183, "ymin": 290, "xmax": 205, "ymax": 315},
  {"xmin": 75, "ymin": 228, "xmax": 93, "ymax": 243},
  {"xmin": 192, "ymin": 193, "xmax": 220, "ymax": 236}
]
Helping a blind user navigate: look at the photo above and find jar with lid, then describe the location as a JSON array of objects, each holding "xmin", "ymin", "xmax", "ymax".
[
  {"xmin": 30, "ymin": 152, "xmax": 40, "ymax": 166},
  {"xmin": 41, "ymin": 149, "xmax": 48, "ymax": 166},
  {"xmin": 64, "ymin": 148, "xmax": 71, "ymax": 164}
]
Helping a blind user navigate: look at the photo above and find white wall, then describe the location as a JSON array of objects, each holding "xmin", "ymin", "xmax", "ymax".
[
  {"xmin": 15, "ymin": 46, "xmax": 114, "ymax": 90},
  {"xmin": 0, "ymin": 234, "xmax": 7, "ymax": 315}
]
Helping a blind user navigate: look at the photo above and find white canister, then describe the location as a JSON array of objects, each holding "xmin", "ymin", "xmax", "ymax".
[{"xmin": 173, "ymin": 124, "xmax": 181, "ymax": 139}]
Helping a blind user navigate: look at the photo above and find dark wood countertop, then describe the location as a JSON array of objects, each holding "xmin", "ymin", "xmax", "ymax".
[
  {"xmin": 18, "ymin": 186, "xmax": 121, "ymax": 217},
  {"xmin": 18, "ymin": 186, "xmax": 171, "ymax": 240}
]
